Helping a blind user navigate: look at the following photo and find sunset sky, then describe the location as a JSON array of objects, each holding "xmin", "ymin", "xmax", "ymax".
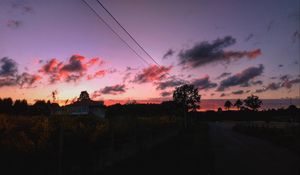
[{"xmin": 0, "ymin": 0, "xmax": 299, "ymax": 105}]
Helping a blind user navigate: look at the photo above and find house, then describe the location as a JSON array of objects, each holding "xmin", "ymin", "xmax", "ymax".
[{"xmin": 57, "ymin": 99, "xmax": 106, "ymax": 118}]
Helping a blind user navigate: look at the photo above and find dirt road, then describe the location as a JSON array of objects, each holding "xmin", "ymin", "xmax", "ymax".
[{"xmin": 209, "ymin": 122, "xmax": 299, "ymax": 175}]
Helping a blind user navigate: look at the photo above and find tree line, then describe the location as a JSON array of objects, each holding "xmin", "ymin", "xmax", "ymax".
[
  {"xmin": 223, "ymin": 95, "xmax": 263, "ymax": 111},
  {"xmin": 0, "ymin": 98, "xmax": 59, "ymax": 116}
]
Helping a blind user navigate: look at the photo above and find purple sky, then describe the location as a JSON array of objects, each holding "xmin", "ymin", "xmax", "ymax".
[{"xmin": 0, "ymin": 0, "xmax": 299, "ymax": 105}]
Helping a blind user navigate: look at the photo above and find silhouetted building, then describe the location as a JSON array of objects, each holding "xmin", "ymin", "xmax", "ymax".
[{"xmin": 56, "ymin": 100, "xmax": 105, "ymax": 118}]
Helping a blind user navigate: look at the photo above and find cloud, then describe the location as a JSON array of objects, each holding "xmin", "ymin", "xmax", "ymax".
[
  {"xmin": 217, "ymin": 64, "xmax": 264, "ymax": 91},
  {"xmin": 11, "ymin": 2, "xmax": 34, "ymax": 14},
  {"xmin": 178, "ymin": 36, "xmax": 261, "ymax": 68},
  {"xmin": 122, "ymin": 72, "xmax": 132, "ymax": 83},
  {"xmin": 6, "ymin": 20, "xmax": 22, "ymax": 29},
  {"xmin": 216, "ymin": 72, "xmax": 231, "ymax": 80},
  {"xmin": 255, "ymin": 82, "xmax": 280, "ymax": 93},
  {"xmin": 87, "ymin": 70, "xmax": 106, "ymax": 80},
  {"xmin": 39, "ymin": 55, "xmax": 103, "ymax": 84},
  {"xmin": 133, "ymin": 65, "xmax": 172, "ymax": 84},
  {"xmin": 94, "ymin": 84, "xmax": 126, "ymax": 95},
  {"xmin": 267, "ymin": 82, "xmax": 281, "ymax": 90},
  {"xmin": 278, "ymin": 64, "xmax": 283, "ymax": 68},
  {"xmin": 279, "ymin": 74, "xmax": 291, "ymax": 81},
  {"xmin": 281, "ymin": 77, "xmax": 300, "ymax": 89},
  {"xmin": 126, "ymin": 66, "xmax": 138, "ymax": 71},
  {"xmin": 192, "ymin": 75, "xmax": 217, "ymax": 90},
  {"xmin": 0, "ymin": 77, "xmax": 18, "ymax": 87},
  {"xmin": 156, "ymin": 78, "xmax": 186, "ymax": 90},
  {"xmin": 251, "ymin": 80, "xmax": 263, "ymax": 85},
  {"xmin": 244, "ymin": 33, "xmax": 254, "ymax": 42},
  {"xmin": 232, "ymin": 90, "xmax": 244, "ymax": 95},
  {"xmin": 160, "ymin": 91, "xmax": 172, "ymax": 97},
  {"xmin": 256, "ymin": 76, "xmax": 300, "ymax": 93},
  {"xmin": 292, "ymin": 31, "xmax": 299, "ymax": 43},
  {"xmin": 220, "ymin": 93, "xmax": 226, "ymax": 97},
  {"xmin": 61, "ymin": 55, "xmax": 86, "ymax": 73},
  {"xmin": 86, "ymin": 57, "xmax": 104, "ymax": 67},
  {"xmin": 0, "ymin": 57, "xmax": 18, "ymax": 77},
  {"xmin": 267, "ymin": 20, "xmax": 274, "ymax": 32},
  {"xmin": 0, "ymin": 72, "xmax": 41, "ymax": 88},
  {"xmin": 16, "ymin": 73, "xmax": 41, "ymax": 88},
  {"xmin": 163, "ymin": 49, "xmax": 175, "ymax": 59},
  {"xmin": 0, "ymin": 57, "xmax": 41, "ymax": 88}
]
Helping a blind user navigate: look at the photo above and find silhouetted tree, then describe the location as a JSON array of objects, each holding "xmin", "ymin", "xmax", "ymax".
[
  {"xmin": 224, "ymin": 100, "xmax": 233, "ymax": 111},
  {"xmin": 217, "ymin": 107, "xmax": 223, "ymax": 113},
  {"xmin": 244, "ymin": 95, "xmax": 262, "ymax": 111},
  {"xmin": 287, "ymin": 105, "xmax": 298, "ymax": 122},
  {"xmin": 173, "ymin": 84, "xmax": 200, "ymax": 128},
  {"xmin": 31, "ymin": 100, "xmax": 51, "ymax": 116},
  {"xmin": 0, "ymin": 98, "xmax": 13, "ymax": 114},
  {"xmin": 234, "ymin": 99, "xmax": 243, "ymax": 110},
  {"xmin": 78, "ymin": 91, "xmax": 90, "ymax": 102},
  {"xmin": 13, "ymin": 99, "xmax": 28, "ymax": 115}
]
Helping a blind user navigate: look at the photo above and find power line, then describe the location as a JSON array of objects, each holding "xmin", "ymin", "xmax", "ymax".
[
  {"xmin": 95, "ymin": 0, "xmax": 161, "ymax": 66},
  {"xmin": 81, "ymin": 0, "xmax": 150, "ymax": 66},
  {"xmin": 82, "ymin": 0, "xmax": 173, "ymax": 80}
]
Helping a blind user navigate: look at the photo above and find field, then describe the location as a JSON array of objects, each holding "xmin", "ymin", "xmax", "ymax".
[{"xmin": 0, "ymin": 114, "xmax": 180, "ymax": 174}]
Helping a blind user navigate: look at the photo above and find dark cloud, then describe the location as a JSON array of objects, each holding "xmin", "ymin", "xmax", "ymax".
[
  {"xmin": 156, "ymin": 78, "xmax": 186, "ymax": 90},
  {"xmin": 251, "ymin": 80, "xmax": 263, "ymax": 85},
  {"xmin": 126, "ymin": 66, "xmax": 138, "ymax": 71},
  {"xmin": 281, "ymin": 78, "xmax": 300, "ymax": 89},
  {"xmin": 163, "ymin": 49, "xmax": 175, "ymax": 59},
  {"xmin": 216, "ymin": 72, "xmax": 231, "ymax": 80},
  {"xmin": 0, "ymin": 57, "xmax": 18, "ymax": 77},
  {"xmin": 220, "ymin": 93, "xmax": 226, "ymax": 97},
  {"xmin": 279, "ymin": 74, "xmax": 291, "ymax": 81},
  {"xmin": 278, "ymin": 64, "xmax": 283, "ymax": 68},
  {"xmin": 267, "ymin": 82, "xmax": 281, "ymax": 90},
  {"xmin": 100, "ymin": 84, "xmax": 126, "ymax": 95},
  {"xmin": 192, "ymin": 75, "xmax": 217, "ymax": 90},
  {"xmin": 65, "ymin": 74, "xmax": 81, "ymax": 83},
  {"xmin": 267, "ymin": 20, "xmax": 274, "ymax": 32},
  {"xmin": 0, "ymin": 57, "xmax": 41, "ymax": 88},
  {"xmin": 217, "ymin": 64, "xmax": 264, "ymax": 91},
  {"xmin": 255, "ymin": 82, "xmax": 281, "ymax": 93},
  {"xmin": 133, "ymin": 65, "xmax": 172, "ymax": 84},
  {"xmin": 160, "ymin": 91, "xmax": 172, "ymax": 97},
  {"xmin": 292, "ymin": 31, "xmax": 299, "ymax": 43},
  {"xmin": 256, "ymin": 76, "xmax": 300, "ymax": 93},
  {"xmin": 122, "ymin": 72, "xmax": 131, "ymax": 83},
  {"xmin": 178, "ymin": 36, "xmax": 261, "ymax": 68},
  {"xmin": 0, "ymin": 72, "xmax": 41, "ymax": 88},
  {"xmin": 232, "ymin": 90, "xmax": 244, "ymax": 95},
  {"xmin": 0, "ymin": 77, "xmax": 18, "ymax": 87},
  {"xmin": 6, "ymin": 20, "xmax": 22, "ymax": 29},
  {"xmin": 16, "ymin": 73, "xmax": 41, "ymax": 88},
  {"xmin": 244, "ymin": 33, "xmax": 254, "ymax": 42},
  {"xmin": 61, "ymin": 55, "xmax": 86, "ymax": 72},
  {"xmin": 255, "ymin": 89, "xmax": 265, "ymax": 93},
  {"xmin": 12, "ymin": 2, "xmax": 34, "ymax": 14}
]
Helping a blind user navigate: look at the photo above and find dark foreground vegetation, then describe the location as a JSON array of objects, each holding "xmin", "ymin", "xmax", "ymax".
[
  {"xmin": 0, "ymin": 87, "xmax": 299, "ymax": 175},
  {"xmin": 0, "ymin": 114, "xmax": 180, "ymax": 175},
  {"xmin": 100, "ymin": 122, "xmax": 212, "ymax": 175},
  {"xmin": 233, "ymin": 121, "xmax": 300, "ymax": 154}
]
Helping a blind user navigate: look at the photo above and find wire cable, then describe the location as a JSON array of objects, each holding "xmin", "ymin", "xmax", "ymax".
[
  {"xmin": 95, "ymin": 0, "xmax": 161, "ymax": 66},
  {"xmin": 81, "ymin": 0, "xmax": 150, "ymax": 66}
]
